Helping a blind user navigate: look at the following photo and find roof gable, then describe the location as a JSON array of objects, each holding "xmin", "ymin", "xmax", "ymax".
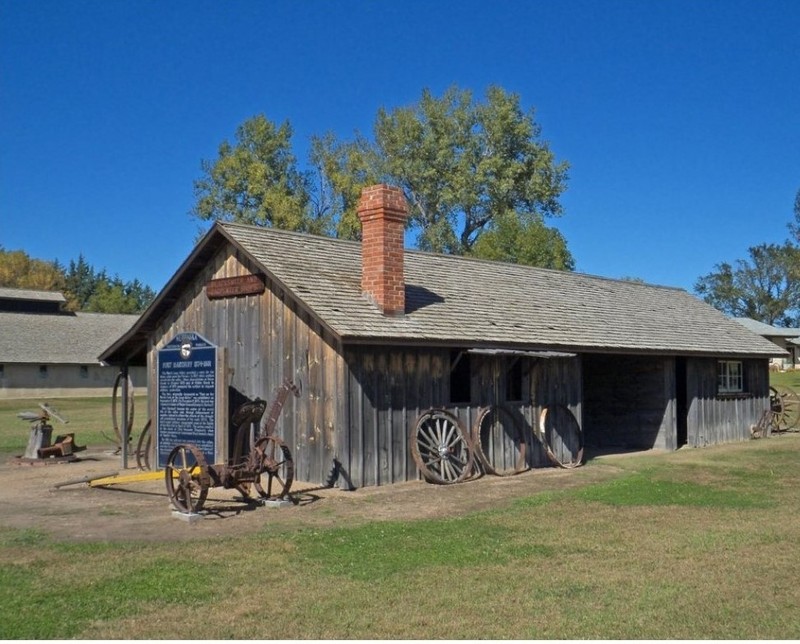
[{"xmin": 101, "ymin": 222, "xmax": 784, "ymax": 363}]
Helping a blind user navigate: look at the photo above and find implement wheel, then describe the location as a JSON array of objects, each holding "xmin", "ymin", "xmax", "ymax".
[
  {"xmin": 165, "ymin": 444, "xmax": 210, "ymax": 513},
  {"xmin": 537, "ymin": 405, "xmax": 584, "ymax": 468},
  {"xmin": 769, "ymin": 385, "xmax": 800, "ymax": 432},
  {"xmin": 135, "ymin": 419, "xmax": 152, "ymax": 471},
  {"xmin": 252, "ymin": 435, "xmax": 294, "ymax": 500},
  {"xmin": 472, "ymin": 405, "xmax": 528, "ymax": 476},
  {"xmin": 411, "ymin": 409, "xmax": 474, "ymax": 484}
]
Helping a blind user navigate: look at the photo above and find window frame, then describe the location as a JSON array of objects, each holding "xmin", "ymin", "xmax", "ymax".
[{"xmin": 717, "ymin": 360, "xmax": 744, "ymax": 394}]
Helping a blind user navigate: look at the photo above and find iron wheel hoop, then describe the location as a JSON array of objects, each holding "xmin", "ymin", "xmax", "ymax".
[
  {"xmin": 471, "ymin": 405, "xmax": 528, "ymax": 477},
  {"xmin": 164, "ymin": 444, "xmax": 209, "ymax": 513},
  {"xmin": 411, "ymin": 409, "xmax": 474, "ymax": 484},
  {"xmin": 135, "ymin": 418, "xmax": 152, "ymax": 471},
  {"xmin": 110, "ymin": 372, "xmax": 135, "ymax": 447},
  {"xmin": 252, "ymin": 435, "xmax": 294, "ymax": 500},
  {"xmin": 536, "ymin": 405, "xmax": 584, "ymax": 469}
]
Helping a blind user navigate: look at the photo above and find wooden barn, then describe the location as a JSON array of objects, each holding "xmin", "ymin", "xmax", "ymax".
[{"xmin": 100, "ymin": 185, "xmax": 783, "ymax": 489}]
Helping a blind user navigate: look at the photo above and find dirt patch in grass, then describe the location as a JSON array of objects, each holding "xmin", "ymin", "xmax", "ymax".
[{"xmin": 0, "ymin": 443, "xmax": 629, "ymax": 542}]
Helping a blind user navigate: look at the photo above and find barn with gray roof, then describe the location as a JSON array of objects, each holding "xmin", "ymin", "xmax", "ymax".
[
  {"xmin": 101, "ymin": 185, "xmax": 783, "ymax": 489},
  {"xmin": 0, "ymin": 287, "xmax": 144, "ymax": 399}
]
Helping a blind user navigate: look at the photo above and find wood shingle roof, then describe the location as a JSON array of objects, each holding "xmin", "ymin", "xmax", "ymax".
[
  {"xmin": 219, "ymin": 223, "xmax": 780, "ymax": 357},
  {"xmin": 1, "ymin": 311, "xmax": 139, "ymax": 364},
  {"xmin": 100, "ymin": 221, "xmax": 784, "ymax": 364}
]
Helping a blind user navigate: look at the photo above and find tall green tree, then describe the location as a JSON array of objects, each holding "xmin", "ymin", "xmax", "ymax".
[
  {"xmin": 314, "ymin": 85, "xmax": 572, "ymax": 267},
  {"xmin": 196, "ymin": 87, "xmax": 573, "ymax": 270},
  {"xmin": 192, "ymin": 115, "xmax": 330, "ymax": 235},
  {"xmin": 695, "ymin": 242, "xmax": 800, "ymax": 326}
]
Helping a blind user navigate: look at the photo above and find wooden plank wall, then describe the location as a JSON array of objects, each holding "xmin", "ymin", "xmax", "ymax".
[
  {"xmin": 685, "ymin": 358, "xmax": 769, "ymax": 446},
  {"xmin": 146, "ymin": 245, "xmax": 344, "ymax": 485},
  {"xmin": 528, "ymin": 356, "xmax": 584, "ymax": 466},
  {"xmin": 341, "ymin": 346, "xmax": 449, "ymax": 488},
  {"xmin": 341, "ymin": 349, "xmax": 585, "ymax": 487},
  {"xmin": 582, "ymin": 354, "xmax": 676, "ymax": 450}
]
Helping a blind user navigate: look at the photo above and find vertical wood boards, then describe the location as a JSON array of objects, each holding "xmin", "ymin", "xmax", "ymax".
[
  {"xmin": 686, "ymin": 358, "xmax": 768, "ymax": 447},
  {"xmin": 145, "ymin": 243, "xmax": 343, "ymax": 484}
]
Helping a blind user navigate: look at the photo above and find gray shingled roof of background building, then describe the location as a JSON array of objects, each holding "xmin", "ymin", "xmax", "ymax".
[
  {"xmin": 732, "ymin": 317, "xmax": 800, "ymax": 338},
  {"xmin": 219, "ymin": 222, "xmax": 781, "ymax": 357},
  {"xmin": 0, "ymin": 287, "xmax": 67, "ymax": 303},
  {"xmin": 0, "ymin": 311, "xmax": 139, "ymax": 364}
]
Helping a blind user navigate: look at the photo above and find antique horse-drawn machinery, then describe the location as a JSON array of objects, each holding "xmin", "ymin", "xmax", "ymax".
[{"xmin": 164, "ymin": 379, "xmax": 299, "ymax": 514}]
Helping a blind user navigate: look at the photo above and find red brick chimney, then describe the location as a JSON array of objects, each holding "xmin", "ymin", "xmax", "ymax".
[{"xmin": 357, "ymin": 184, "xmax": 408, "ymax": 316}]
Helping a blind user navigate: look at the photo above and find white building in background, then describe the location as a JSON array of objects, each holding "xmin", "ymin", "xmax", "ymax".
[
  {"xmin": 732, "ymin": 317, "xmax": 800, "ymax": 370},
  {"xmin": 0, "ymin": 287, "xmax": 146, "ymax": 399}
]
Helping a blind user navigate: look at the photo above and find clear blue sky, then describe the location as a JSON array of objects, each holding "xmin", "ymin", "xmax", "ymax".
[{"xmin": 1, "ymin": 0, "xmax": 798, "ymax": 293}]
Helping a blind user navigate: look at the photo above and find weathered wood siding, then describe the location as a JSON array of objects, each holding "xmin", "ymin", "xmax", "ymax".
[
  {"xmin": 146, "ymin": 244, "xmax": 344, "ymax": 485},
  {"xmin": 582, "ymin": 354, "xmax": 676, "ymax": 449},
  {"xmin": 529, "ymin": 356, "xmax": 584, "ymax": 465},
  {"xmin": 340, "ymin": 349, "xmax": 584, "ymax": 487},
  {"xmin": 685, "ymin": 358, "xmax": 769, "ymax": 446},
  {"xmin": 340, "ymin": 346, "xmax": 449, "ymax": 488}
]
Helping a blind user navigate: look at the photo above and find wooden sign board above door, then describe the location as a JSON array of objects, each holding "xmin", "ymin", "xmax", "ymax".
[{"xmin": 206, "ymin": 274, "xmax": 265, "ymax": 300}]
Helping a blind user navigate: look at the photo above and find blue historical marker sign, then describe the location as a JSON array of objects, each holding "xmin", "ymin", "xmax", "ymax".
[{"xmin": 157, "ymin": 332, "xmax": 218, "ymax": 468}]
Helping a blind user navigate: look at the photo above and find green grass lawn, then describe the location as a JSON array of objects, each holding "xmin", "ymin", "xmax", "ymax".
[
  {"xmin": 2, "ymin": 432, "xmax": 800, "ymax": 638},
  {"xmin": 770, "ymin": 369, "xmax": 800, "ymax": 389},
  {"xmin": 0, "ymin": 396, "xmax": 132, "ymax": 455}
]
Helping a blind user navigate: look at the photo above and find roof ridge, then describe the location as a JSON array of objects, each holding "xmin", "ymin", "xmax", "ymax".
[{"xmin": 219, "ymin": 220, "xmax": 685, "ymax": 292}]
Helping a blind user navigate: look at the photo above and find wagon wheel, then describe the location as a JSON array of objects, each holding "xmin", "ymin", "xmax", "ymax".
[
  {"xmin": 472, "ymin": 405, "xmax": 528, "ymax": 476},
  {"xmin": 134, "ymin": 419, "xmax": 152, "ymax": 471},
  {"xmin": 252, "ymin": 435, "xmax": 294, "ymax": 500},
  {"xmin": 536, "ymin": 405, "xmax": 584, "ymax": 468},
  {"xmin": 164, "ymin": 444, "xmax": 210, "ymax": 513},
  {"xmin": 769, "ymin": 385, "xmax": 800, "ymax": 432},
  {"xmin": 109, "ymin": 371, "xmax": 135, "ymax": 447},
  {"xmin": 411, "ymin": 409, "xmax": 474, "ymax": 484}
]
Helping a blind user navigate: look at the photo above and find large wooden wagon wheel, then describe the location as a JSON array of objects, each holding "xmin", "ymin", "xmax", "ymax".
[
  {"xmin": 251, "ymin": 435, "xmax": 294, "ymax": 500},
  {"xmin": 164, "ymin": 444, "xmax": 210, "ymax": 513},
  {"xmin": 536, "ymin": 405, "xmax": 584, "ymax": 468},
  {"xmin": 472, "ymin": 405, "xmax": 528, "ymax": 476},
  {"xmin": 411, "ymin": 409, "xmax": 474, "ymax": 484},
  {"xmin": 769, "ymin": 385, "xmax": 800, "ymax": 432}
]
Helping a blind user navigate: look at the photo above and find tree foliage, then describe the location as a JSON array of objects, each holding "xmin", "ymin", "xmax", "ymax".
[
  {"xmin": 0, "ymin": 248, "xmax": 66, "ymax": 292},
  {"xmin": 192, "ymin": 115, "xmax": 329, "ymax": 235},
  {"xmin": 192, "ymin": 86, "xmax": 573, "ymax": 270},
  {"xmin": 0, "ymin": 248, "xmax": 154, "ymax": 314},
  {"xmin": 695, "ymin": 189, "xmax": 800, "ymax": 326}
]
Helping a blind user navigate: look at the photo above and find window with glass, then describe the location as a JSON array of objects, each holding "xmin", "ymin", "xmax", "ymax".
[{"xmin": 717, "ymin": 360, "xmax": 743, "ymax": 394}]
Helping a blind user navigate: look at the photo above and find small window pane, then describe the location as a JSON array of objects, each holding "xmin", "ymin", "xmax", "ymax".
[{"xmin": 717, "ymin": 360, "xmax": 743, "ymax": 393}]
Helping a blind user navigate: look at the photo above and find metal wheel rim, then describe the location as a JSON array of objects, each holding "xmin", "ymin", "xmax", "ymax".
[
  {"xmin": 252, "ymin": 435, "xmax": 294, "ymax": 500},
  {"xmin": 411, "ymin": 409, "xmax": 474, "ymax": 484},
  {"xmin": 164, "ymin": 444, "xmax": 209, "ymax": 513},
  {"xmin": 472, "ymin": 405, "xmax": 528, "ymax": 476},
  {"xmin": 536, "ymin": 405, "xmax": 584, "ymax": 468},
  {"xmin": 135, "ymin": 419, "xmax": 152, "ymax": 471},
  {"xmin": 110, "ymin": 371, "xmax": 135, "ymax": 447}
]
